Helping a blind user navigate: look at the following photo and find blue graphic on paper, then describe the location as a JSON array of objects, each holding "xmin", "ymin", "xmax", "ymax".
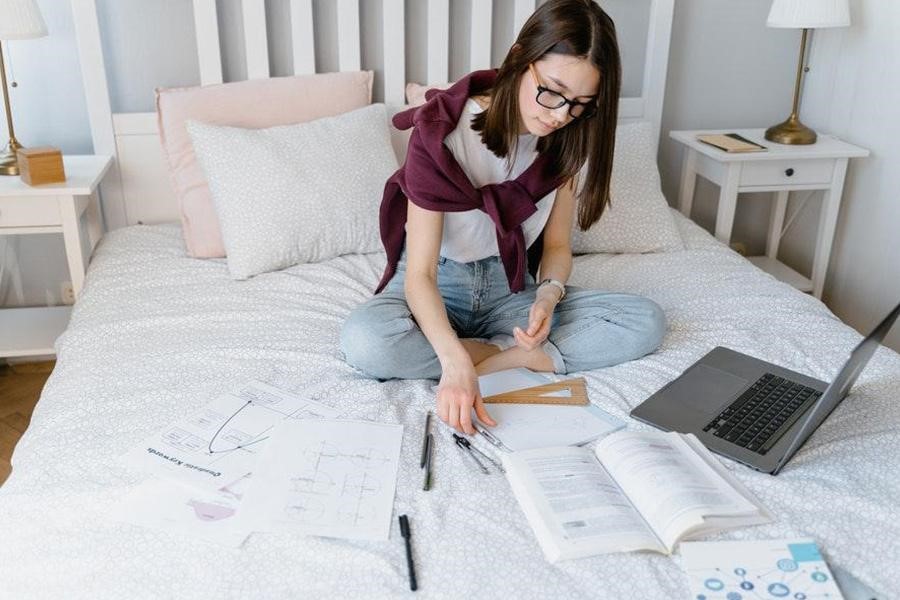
[
  {"xmin": 682, "ymin": 540, "xmax": 844, "ymax": 600},
  {"xmin": 777, "ymin": 559, "xmax": 799, "ymax": 572},
  {"xmin": 789, "ymin": 543, "xmax": 823, "ymax": 562},
  {"xmin": 705, "ymin": 578, "xmax": 725, "ymax": 591}
]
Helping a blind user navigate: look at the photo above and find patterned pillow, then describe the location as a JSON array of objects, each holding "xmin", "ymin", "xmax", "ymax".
[
  {"xmin": 157, "ymin": 71, "xmax": 374, "ymax": 258},
  {"xmin": 186, "ymin": 104, "xmax": 398, "ymax": 279},
  {"xmin": 571, "ymin": 120, "xmax": 684, "ymax": 253}
]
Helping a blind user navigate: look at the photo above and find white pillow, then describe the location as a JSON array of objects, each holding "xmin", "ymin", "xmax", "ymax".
[
  {"xmin": 187, "ymin": 103, "xmax": 398, "ymax": 279},
  {"xmin": 571, "ymin": 120, "xmax": 684, "ymax": 254}
]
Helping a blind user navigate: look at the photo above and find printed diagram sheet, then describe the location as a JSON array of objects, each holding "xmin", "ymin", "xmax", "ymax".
[
  {"xmin": 120, "ymin": 381, "xmax": 339, "ymax": 490},
  {"xmin": 680, "ymin": 539, "xmax": 844, "ymax": 600},
  {"xmin": 111, "ymin": 474, "xmax": 255, "ymax": 548},
  {"xmin": 241, "ymin": 419, "xmax": 404, "ymax": 541}
]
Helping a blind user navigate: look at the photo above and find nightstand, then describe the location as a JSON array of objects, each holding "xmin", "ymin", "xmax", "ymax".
[
  {"xmin": 670, "ymin": 129, "xmax": 868, "ymax": 298},
  {"xmin": 0, "ymin": 155, "xmax": 112, "ymax": 358}
]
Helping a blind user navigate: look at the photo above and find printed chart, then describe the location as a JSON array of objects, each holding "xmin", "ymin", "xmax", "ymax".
[{"xmin": 681, "ymin": 539, "xmax": 844, "ymax": 600}]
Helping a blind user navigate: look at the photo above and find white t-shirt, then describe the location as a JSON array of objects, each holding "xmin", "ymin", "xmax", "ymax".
[{"xmin": 436, "ymin": 98, "xmax": 557, "ymax": 263}]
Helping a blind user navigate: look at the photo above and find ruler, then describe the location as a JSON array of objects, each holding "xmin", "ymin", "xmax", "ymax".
[{"xmin": 482, "ymin": 377, "xmax": 588, "ymax": 406}]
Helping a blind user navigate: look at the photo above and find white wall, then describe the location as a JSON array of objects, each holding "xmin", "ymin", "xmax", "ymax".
[
  {"xmin": 799, "ymin": 0, "xmax": 900, "ymax": 351},
  {"xmin": 3, "ymin": 1, "xmax": 891, "ymax": 350}
]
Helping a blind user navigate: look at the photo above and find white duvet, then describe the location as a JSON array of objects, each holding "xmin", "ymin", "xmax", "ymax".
[{"xmin": 1, "ymin": 210, "xmax": 898, "ymax": 599}]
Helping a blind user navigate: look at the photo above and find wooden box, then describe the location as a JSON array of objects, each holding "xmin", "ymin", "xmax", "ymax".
[{"xmin": 17, "ymin": 147, "xmax": 66, "ymax": 186}]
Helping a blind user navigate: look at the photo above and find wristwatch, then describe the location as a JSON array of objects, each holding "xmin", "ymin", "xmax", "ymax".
[{"xmin": 538, "ymin": 278, "xmax": 566, "ymax": 301}]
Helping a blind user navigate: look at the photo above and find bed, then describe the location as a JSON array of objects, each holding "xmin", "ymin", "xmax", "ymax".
[{"xmin": 2, "ymin": 1, "xmax": 899, "ymax": 598}]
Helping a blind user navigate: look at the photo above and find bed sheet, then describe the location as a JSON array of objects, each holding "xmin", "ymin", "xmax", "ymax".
[{"xmin": 1, "ymin": 210, "xmax": 898, "ymax": 599}]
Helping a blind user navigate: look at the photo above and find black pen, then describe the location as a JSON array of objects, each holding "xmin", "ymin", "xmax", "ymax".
[
  {"xmin": 398, "ymin": 514, "xmax": 418, "ymax": 591},
  {"xmin": 422, "ymin": 433, "xmax": 434, "ymax": 491},
  {"xmin": 419, "ymin": 411, "xmax": 431, "ymax": 468}
]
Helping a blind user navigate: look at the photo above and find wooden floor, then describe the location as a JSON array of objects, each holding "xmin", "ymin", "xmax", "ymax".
[{"xmin": 0, "ymin": 361, "xmax": 54, "ymax": 487}]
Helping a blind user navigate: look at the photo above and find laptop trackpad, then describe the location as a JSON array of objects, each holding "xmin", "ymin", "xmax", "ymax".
[{"xmin": 670, "ymin": 364, "xmax": 749, "ymax": 416}]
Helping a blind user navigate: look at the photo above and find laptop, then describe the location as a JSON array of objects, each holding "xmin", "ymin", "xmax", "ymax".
[{"xmin": 631, "ymin": 302, "xmax": 900, "ymax": 475}]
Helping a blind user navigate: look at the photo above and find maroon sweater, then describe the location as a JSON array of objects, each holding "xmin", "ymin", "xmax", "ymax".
[{"xmin": 375, "ymin": 69, "xmax": 564, "ymax": 294}]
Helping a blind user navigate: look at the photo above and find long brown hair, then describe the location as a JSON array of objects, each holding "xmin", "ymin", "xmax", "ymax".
[{"xmin": 471, "ymin": 0, "xmax": 621, "ymax": 229}]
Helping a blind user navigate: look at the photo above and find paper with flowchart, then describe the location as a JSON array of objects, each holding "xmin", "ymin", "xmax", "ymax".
[
  {"xmin": 111, "ymin": 473, "xmax": 255, "ymax": 548},
  {"xmin": 120, "ymin": 381, "xmax": 339, "ymax": 490},
  {"xmin": 240, "ymin": 419, "xmax": 404, "ymax": 541},
  {"xmin": 680, "ymin": 538, "xmax": 845, "ymax": 600}
]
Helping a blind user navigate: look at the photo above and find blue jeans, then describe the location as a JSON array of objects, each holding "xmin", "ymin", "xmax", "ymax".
[{"xmin": 340, "ymin": 254, "xmax": 665, "ymax": 379}]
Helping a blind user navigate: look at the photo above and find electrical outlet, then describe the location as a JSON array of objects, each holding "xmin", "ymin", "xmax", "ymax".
[{"xmin": 61, "ymin": 282, "xmax": 76, "ymax": 305}]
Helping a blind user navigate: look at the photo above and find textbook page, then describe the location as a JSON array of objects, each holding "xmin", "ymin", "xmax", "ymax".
[
  {"xmin": 595, "ymin": 431, "xmax": 764, "ymax": 551},
  {"xmin": 502, "ymin": 446, "xmax": 663, "ymax": 562}
]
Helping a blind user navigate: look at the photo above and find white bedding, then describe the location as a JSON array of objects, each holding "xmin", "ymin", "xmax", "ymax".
[{"xmin": 1, "ymin": 210, "xmax": 898, "ymax": 599}]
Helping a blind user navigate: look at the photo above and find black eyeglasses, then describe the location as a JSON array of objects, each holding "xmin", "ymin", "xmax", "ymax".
[{"xmin": 528, "ymin": 63, "xmax": 597, "ymax": 119}]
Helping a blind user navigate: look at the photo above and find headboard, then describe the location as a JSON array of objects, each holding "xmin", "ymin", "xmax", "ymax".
[{"xmin": 70, "ymin": 0, "xmax": 674, "ymax": 231}]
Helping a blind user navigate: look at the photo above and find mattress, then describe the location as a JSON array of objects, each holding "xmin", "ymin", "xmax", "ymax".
[{"xmin": 1, "ymin": 210, "xmax": 898, "ymax": 599}]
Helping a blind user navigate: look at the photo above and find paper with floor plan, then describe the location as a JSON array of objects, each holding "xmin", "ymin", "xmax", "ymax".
[
  {"xmin": 239, "ymin": 419, "xmax": 404, "ymax": 541},
  {"xmin": 474, "ymin": 368, "xmax": 625, "ymax": 451},
  {"xmin": 120, "ymin": 381, "xmax": 339, "ymax": 491}
]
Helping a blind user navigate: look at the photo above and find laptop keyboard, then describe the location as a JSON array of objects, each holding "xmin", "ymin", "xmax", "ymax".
[{"xmin": 703, "ymin": 373, "xmax": 821, "ymax": 454}]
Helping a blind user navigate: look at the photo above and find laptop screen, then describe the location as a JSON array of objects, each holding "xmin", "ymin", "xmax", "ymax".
[{"xmin": 774, "ymin": 302, "xmax": 900, "ymax": 473}]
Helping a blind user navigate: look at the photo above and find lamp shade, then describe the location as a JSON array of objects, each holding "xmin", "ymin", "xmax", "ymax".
[
  {"xmin": 0, "ymin": 0, "xmax": 48, "ymax": 40},
  {"xmin": 767, "ymin": 0, "xmax": 851, "ymax": 28}
]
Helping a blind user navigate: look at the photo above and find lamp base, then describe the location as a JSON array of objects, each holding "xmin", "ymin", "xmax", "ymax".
[
  {"xmin": 0, "ymin": 142, "xmax": 22, "ymax": 176},
  {"xmin": 764, "ymin": 115, "xmax": 817, "ymax": 145}
]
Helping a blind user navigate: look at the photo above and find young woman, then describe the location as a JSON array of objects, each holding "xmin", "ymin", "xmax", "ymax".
[{"xmin": 341, "ymin": 0, "xmax": 665, "ymax": 434}]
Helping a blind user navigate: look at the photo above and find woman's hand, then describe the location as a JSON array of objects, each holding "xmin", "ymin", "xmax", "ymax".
[
  {"xmin": 437, "ymin": 356, "xmax": 497, "ymax": 434},
  {"xmin": 513, "ymin": 286, "xmax": 559, "ymax": 351}
]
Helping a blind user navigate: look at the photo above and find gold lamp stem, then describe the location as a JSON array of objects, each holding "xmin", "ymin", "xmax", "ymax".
[
  {"xmin": 765, "ymin": 27, "xmax": 817, "ymax": 145},
  {"xmin": 0, "ymin": 40, "xmax": 23, "ymax": 175}
]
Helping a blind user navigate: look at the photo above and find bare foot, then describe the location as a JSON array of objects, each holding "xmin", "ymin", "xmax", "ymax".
[
  {"xmin": 460, "ymin": 339, "xmax": 501, "ymax": 365},
  {"xmin": 475, "ymin": 345, "xmax": 554, "ymax": 375}
]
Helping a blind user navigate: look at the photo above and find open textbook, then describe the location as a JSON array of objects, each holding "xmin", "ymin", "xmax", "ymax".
[{"xmin": 502, "ymin": 430, "xmax": 771, "ymax": 562}]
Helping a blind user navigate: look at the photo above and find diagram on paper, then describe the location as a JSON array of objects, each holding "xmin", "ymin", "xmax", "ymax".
[
  {"xmin": 681, "ymin": 539, "xmax": 844, "ymax": 600},
  {"xmin": 110, "ymin": 473, "xmax": 257, "ymax": 548},
  {"xmin": 284, "ymin": 442, "xmax": 393, "ymax": 528},
  {"xmin": 239, "ymin": 419, "xmax": 404, "ymax": 541},
  {"xmin": 120, "ymin": 381, "xmax": 339, "ymax": 491}
]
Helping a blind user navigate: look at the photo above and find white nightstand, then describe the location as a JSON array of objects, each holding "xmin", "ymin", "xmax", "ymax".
[
  {"xmin": 0, "ymin": 155, "xmax": 112, "ymax": 358},
  {"xmin": 670, "ymin": 129, "xmax": 868, "ymax": 298}
]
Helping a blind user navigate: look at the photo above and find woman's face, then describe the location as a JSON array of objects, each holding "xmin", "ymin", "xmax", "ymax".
[{"xmin": 517, "ymin": 53, "xmax": 600, "ymax": 136}]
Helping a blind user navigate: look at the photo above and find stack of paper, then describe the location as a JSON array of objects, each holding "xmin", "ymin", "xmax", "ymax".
[
  {"xmin": 475, "ymin": 368, "xmax": 624, "ymax": 451},
  {"xmin": 114, "ymin": 381, "xmax": 403, "ymax": 547}
]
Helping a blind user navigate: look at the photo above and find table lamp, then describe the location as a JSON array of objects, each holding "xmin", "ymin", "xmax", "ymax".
[
  {"xmin": 0, "ymin": 0, "xmax": 48, "ymax": 176},
  {"xmin": 765, "ymin": 0, "xmax": 850, "ymax": 145}
]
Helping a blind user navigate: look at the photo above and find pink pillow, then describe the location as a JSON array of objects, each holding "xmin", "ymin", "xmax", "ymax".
[
  {"xmin": 157, "ymin": 71, "xmax": 374, "ymax": 257},
  {"xmin": 405, "ymin": 81, "xmax": 452, "ymax": 107}
]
